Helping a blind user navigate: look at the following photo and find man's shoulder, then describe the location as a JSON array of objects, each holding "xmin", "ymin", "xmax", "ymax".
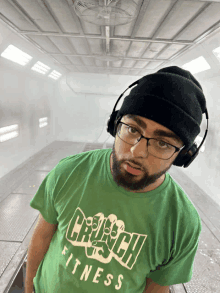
[
  {"xmin": 54, "ymin": 148, "xmax": 111, "ymax": 174},
  {"xmin": 168, "ymin": 174, "xmax": 201, "ymax": 227}
]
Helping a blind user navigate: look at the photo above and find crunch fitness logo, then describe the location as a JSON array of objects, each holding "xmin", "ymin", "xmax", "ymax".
[{"xmin": 66, "ymin": 207, "xmax": 147, "ymax": 270}]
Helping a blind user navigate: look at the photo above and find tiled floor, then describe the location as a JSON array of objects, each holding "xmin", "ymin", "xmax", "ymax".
[{"xmin": 0, "ymin": 141, "xmax": 219, "ymax": 293}]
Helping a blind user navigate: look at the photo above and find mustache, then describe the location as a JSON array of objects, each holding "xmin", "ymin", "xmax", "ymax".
[
  {"xmin": 112, "ymin": 148, "xmax": 144, "ymax": 170},
  {"xmin": 124, "ymin": 160, "xmax": 144, "ymax": 170}
]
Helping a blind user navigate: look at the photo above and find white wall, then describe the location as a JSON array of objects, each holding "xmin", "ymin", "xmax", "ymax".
[
  {"xmin": 0, "ymin": 20, "xmax": 62, "ymax": 179},
  {"xmin": 167, "ymin": 28, "xmax": 220, "ymax": 207},
  {"xmin": 53, "ymin": 73, "xmax": 139, "ymax": 145},
  {"xmin": 0, "ymin": 61, "xmax": 56, "ymax": 179},
  {"xmin": 179, "ymin": 76, "xmax": 220, "ymax": 207}
]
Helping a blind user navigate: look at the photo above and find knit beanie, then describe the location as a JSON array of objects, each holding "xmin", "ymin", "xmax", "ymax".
[{"xmin": 116, "ymin": 66, "xmax": 207, "ymax": 149}]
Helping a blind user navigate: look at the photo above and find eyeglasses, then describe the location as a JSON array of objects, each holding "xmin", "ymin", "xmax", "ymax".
[{"xmin": 116, "ymin": 122, "xmax": 185, "ymax": 160}]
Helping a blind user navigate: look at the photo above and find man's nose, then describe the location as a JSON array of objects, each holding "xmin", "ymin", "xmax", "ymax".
[{"xmin": 130, "ymin": 137, "xmax": 149, "ymax": 158}]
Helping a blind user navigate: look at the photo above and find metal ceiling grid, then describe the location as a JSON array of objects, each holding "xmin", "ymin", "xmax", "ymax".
[
  {"xmin": 123, "ymin": 59, "xmax": 136, "ymax": 68},
  {"xmin": 126, "ymin": 42, "xmax": 149, "ymax": 58},
  {"xmin": 82, "ymin": 57, "xmax": 96, "ymax": 67},
  {"xmin": 135, "ymin": 0, "xmax": 173, "ymax": 38},
  {"xmin": 114, "ymin": 19, "xmax": 136, "ymax": 37},
  {"xmin": 52, "ymin": 54, "xmax": 70, "ymax": 64},
  {"xmin": 143, "ymin": 61, "xmax": 163, "ymax": 69},
  {"xmin": 158, "ymin": 44, "xmax": 186, "ymax": 59},
  {"xmin": 15, "ymin": 0, "xmax": 60, "ymax": 32},
  {"xmin": 175, "ymin": 2, "xmax": 220, "ymax": 40},
  {"xmin": 0, "ymin": 0, "xmax": 220, "ymax": 76},
  {"xmin": 42, "ymin": 0, "xmax": 81, "ymax": 34},
  {"xmin": 0, "ymin": 0, "xmax": 37, "ymax": 31},
  {"xmin": 80, "ymin": 18, "xmax": 102, "ymax": 35},
  {"xmin": 29, "ymin": 35, "xmax": 61, "ymax": 53},
  {"xmin": 156, "ymin": 1, "xmax": 205, "ymax": 39},
  {"xmin": 111, "ymin": 39, "xmax": 131, "ymax": 57},
  {"xmin": 49, "ymin": 36, "xmax": 77, "ymax": 54},
  {"xmin": 111, "ymin": 60, "xmax": 123, "ymax": 68},
  {"xmin": 95, "ymin": 59, "xmax": 106, "ymax": 67},
  {"xmin": 119, "ymin": 0, "xmax": 206, "ymax": 73},
  {"xmin": 87, "ymin": 38, "xmax": 105, "ymax": 54},
  {"xmin": 68, "ymin": 37, "xmax": 91, "ymax": 55}
]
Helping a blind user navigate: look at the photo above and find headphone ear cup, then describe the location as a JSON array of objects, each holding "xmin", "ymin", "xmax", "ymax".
[
  {"xmin": 172, "ymin": 149, "xmax": 189, "ymax": 167},
  {"xmin": 173, "ymin": 143, "xmax": 198, "ymax": 167},
  {"xmin": 107, "ymin": 110, "xmax": 119, "ymax": 137}
]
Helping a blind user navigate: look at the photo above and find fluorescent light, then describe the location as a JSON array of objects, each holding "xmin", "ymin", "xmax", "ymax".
[
  {"xmin": 39, "ymin": 117, "xmax": 48, "ymax": 123},
  {"xmin": 31, "ymin": 61, "xmax": 50, "ymax": 74},
  {"xmin": 0, "ymin": 131, "xmax": 19, "ymax": 142},
  {"xmin": 0, "ymin": 124, "xmax": 18, "ymax": 134},
  {"xmin": 39, "ymin": 117, "xmax": 48, "ymax": 128},
  {"xmin": 0, "ymin": 124, "xmax": 19, "ymax": 142},
  {"xmin": 182, "ymin": 56, "xmax": 211, "ymax": 74},
  {"xmin": 48, "ymin": 70, "xmax": 62, "ymax": 80},
  {"xmin": 39, "ymin": 122, "xmax": 48, "ymax": 128},
  {"xmin": 1, "ymin": 45, "xmax": 32, "ymax": 66},
  {"xmin": 212, "ymin": 46, "xmax": 220, "ymax": 63}
]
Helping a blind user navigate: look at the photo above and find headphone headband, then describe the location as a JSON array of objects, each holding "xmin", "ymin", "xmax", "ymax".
[{"xmin": 107, "ymin": 81, "xmax": 209, "ymax": 168}]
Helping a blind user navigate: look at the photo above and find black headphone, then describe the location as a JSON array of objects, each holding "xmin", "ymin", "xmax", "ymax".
[{"xmin": 107, "ymin": 80, "xmax": 209, "ymax": 168}]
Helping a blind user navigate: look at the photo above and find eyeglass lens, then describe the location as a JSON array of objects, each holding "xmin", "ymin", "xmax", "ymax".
[{"xmin": 117, "ymin": 123, "xmax": 176, "ymax": 160}]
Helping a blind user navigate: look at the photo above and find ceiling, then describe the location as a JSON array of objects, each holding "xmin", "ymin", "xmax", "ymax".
[{"xmin": 0, "ymin": 0, "xmax": 220, "ymax": 76}]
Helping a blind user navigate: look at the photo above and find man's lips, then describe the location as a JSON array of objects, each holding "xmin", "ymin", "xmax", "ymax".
[
  {"xmin": 125, "ymin": 162, "xmax": 143, "ymax": 175},
  {"xmin": 126, "ymin": 162, "xmax": 142, "ymax": 170}
]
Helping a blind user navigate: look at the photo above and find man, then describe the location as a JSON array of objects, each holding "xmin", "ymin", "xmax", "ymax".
[{"xmin": 25, "ymin": 66, "xmax": 205, "ymax": 293}]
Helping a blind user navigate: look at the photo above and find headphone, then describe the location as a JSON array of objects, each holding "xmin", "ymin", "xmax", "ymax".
[{"xmin": 107, "ymin": 79, "xmax": 209, "ymax": 168}]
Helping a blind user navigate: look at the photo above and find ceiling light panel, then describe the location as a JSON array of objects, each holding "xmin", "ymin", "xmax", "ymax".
[
  {"xmin": 212, "ymin": 46, "xmax": 220, "ymax": 63},
  {"xmin": 31, "ymin": 61, "xmax": 50, "ymax": 74},
  {"xmin": 182, "ymin": 56, "xmax": 211, "ymax": 74},
  {"xmin": 0, "ymin": 124, "xmax": 19, "ymax": 143},
  {"xmin": 1, "ymin": 45, "xmax": 33, "ymax": 66},
  {"xmin": 48, "ymin": 70, "xmax": 62, "ymax": 80}
]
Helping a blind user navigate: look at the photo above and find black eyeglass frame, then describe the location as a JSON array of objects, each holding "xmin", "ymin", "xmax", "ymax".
[{"xmin": 117, "ymin": 121, "xmax": 186, "ymax": 160}]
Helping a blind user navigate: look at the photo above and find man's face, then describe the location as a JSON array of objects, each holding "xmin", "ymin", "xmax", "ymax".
[{"xmin": 110, "ymin": 114, "xmax": 184, "ymax": 193}]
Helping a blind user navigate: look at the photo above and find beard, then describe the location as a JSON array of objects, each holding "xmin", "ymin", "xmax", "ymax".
[{"xmin": 110, "ymin": 141, "xmax": 172, "ymax": 192}]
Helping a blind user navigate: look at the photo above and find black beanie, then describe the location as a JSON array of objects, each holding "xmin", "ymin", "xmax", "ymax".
[{"xmin": 116, "ymin": 66, "xmax": 207, "ymax": 149}]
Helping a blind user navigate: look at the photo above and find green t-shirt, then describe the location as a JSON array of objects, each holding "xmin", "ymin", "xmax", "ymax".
[{"xmin": 30, "ymin": 148, "xmax": 202, "ymax": 293}]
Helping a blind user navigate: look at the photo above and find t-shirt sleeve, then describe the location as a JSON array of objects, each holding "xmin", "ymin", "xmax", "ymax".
[
  {"xmin": 146, "ymin": 213, "xmax": 202, "ymax": 286},
  {"xmin": 30, "ymin": 166, "xmax": 59, "ymax": 224}
]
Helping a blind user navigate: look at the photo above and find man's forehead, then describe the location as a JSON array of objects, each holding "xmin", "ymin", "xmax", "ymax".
[
  {"xmin": 123, "ymin": 114, "xmax": 183, "ymax": 145},
  {"xmin": 123, "ymin": 114, "xmax": 165, "ymax": 129}
]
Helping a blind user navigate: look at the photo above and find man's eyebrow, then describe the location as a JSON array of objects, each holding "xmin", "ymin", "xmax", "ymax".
[{"xmin": 125, "ymin": 114, "xmax": 183, "ymax": 144}]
